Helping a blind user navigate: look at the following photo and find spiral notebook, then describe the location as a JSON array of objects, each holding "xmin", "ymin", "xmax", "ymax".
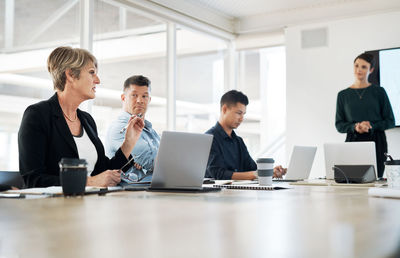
[{"xmin": 212, "ymin": 184, "xmax": 289, "ymax": 190}]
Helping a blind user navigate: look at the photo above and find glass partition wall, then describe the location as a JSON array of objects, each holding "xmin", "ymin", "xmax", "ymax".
[
  {"xmin": 237, "ymin": 46, "xmax": 286, "ymax": 165},
  {"xmin": 176, "ymin": 27, "xmax": 227, "ymax": 134},
  {"xmin": 0, "ymin": 0, "xmax": 286, "ymax": 170},
  {"xmin": 92, "ymin": 0, "xmax": 167, "ymax": 138},
  {"xmin": 0, "ymin": 0, "xmax": 81, "ymax": 170}
]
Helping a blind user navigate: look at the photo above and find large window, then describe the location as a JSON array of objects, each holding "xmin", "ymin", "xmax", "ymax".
[
  {"xmin": 237, "ymin": 46, "xmax": 286, "ymax": 165},
  {"xmin": 0, "ymin": 0, "xmax": 286, "ymax": 171},
  {"xmin": 91, "ymin": 1, "xmax": 167, "ymax": 140},
  {"xmin": 176, "ymin": 27, "xmax": 227, "ymax": 133},
  {"xmin": 0, "ymin": 0, "xmax": 81, "ymax": 170}
]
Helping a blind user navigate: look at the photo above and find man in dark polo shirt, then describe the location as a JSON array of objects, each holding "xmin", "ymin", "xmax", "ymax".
[{"xmin": 205, "ymin": 90, "xmax": 286, "ymax": 180}]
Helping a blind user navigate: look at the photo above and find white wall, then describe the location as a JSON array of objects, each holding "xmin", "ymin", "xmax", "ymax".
[{"xmin": 286, "ymin": 11, "xmax": 400, "ymax": 178}]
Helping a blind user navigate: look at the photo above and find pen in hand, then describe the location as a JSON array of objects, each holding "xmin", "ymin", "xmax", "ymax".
[
  {"xmin": 120, "ymin": 113, "xmax": 143, "ymax": 134},
  {"xmin": 120, "ymin": 156, "xmax": 135, "ymax": 171}
]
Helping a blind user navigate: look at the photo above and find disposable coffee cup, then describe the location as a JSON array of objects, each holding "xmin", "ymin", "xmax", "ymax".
[
  {"xmin": 59, "ymin": 158, "xmax": 88, "ymax": 196},
  {"xmin": 257, "ymin": 158, "xmax": 274, "ymax": 186},
  {"xmin": 384, "ymin": 160, "xmax": 400, "ymax": 189}
]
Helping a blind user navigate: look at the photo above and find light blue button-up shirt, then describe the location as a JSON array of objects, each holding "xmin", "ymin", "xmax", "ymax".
[{"xmin": 105, "ymin": 111, "xmax": 160, "ymax": 184}]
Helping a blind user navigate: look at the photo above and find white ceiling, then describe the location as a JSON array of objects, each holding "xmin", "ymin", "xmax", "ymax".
[
  {"xmin": 150, "ymin": 0, "xmax": 400, "ymax": 34},
  {"xmin": 173, "ymin": 0, "xmax": 336, "ymax": 18}
]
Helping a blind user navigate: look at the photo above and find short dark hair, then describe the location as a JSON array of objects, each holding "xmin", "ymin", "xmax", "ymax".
[
  {"xmin": 123, "ymin": 75, "xmax": 151, "ymax": 92},
  {"xmin": 354, "ymin": 53, "xmax": 375, "ymax": 69},
  {"xmin": 220, "ymin": 90, "xmax": 249, "ymax": 109}
]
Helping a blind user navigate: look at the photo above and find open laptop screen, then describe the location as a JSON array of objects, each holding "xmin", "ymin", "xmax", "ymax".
[
  {"xmin": 150, "ymin": 131, "xmax": 213, "ymax": 190},
  {"xmin": 324, "ymin": 142, "xmax": 377, "ymax": 179}
]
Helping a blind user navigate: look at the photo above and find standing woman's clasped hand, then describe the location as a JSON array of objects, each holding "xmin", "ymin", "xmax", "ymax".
[{"xmin": 355, "ymin": 121, "xmax": 372, "ymax": 134}]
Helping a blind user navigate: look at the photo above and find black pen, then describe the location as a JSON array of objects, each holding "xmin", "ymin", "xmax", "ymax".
[{"xmin": 120, "ymin": 156, "xmax": 135, "ymax": 171}]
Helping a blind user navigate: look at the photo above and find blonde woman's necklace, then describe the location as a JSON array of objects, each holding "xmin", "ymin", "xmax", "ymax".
[{"xmin": 62, "ymin": 109, "xmax": 78, "ymax": 122}]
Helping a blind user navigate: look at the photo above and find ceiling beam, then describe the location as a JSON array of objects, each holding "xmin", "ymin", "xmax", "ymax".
[
  {"xmin": 148, "ymin": 0, "xmax": 235, "ymax": 34},
  {"xmin": 25, "ymin": 0, "xmax": 79, "ymax": 45},
  {"xmin": 103, "ymin": 0, "xmax": 235, "ymax": 40},
  {"xmin": 0, "ymin": 29, "xmax": 226, "ymax": 73}
]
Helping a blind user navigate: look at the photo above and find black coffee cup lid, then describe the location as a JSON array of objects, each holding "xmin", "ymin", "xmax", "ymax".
[
  {"xmin": 384, "ymin": 160, "xmax": 400, "ymax": 165},
  {"xmin": 59, "ymin": 158, "xmax": 87, "ymax": 167},
  {"xmin": 256, "ymin": 158, "xmax": 274, "ymax": 163}
]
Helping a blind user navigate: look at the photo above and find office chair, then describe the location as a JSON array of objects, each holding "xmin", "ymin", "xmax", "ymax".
[{"xmin": 0, "ymin": 171, "xmax": 25, "ymax": 189}]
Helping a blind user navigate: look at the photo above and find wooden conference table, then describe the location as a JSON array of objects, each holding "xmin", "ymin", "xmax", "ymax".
[{"xmin": 0, "ymin": 183, "xmax": 399, "ymax": 258}]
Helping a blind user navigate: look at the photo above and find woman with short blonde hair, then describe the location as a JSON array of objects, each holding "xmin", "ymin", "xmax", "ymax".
[
  {"xmin": 18, "ymin": 46, "xmax": 143, "ymax": 187},
  {"xmin": 48, "ymin": 47, "xmax": 97, "ymax": 91}
]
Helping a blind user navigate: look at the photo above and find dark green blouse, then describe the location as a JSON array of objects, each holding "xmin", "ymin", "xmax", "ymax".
[{"xmin": 335, "ymin": 85, "xmax": 395, "ymax": 133}]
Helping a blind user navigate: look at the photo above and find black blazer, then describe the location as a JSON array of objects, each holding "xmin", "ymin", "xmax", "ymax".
[{"xmin": 18, "ymin": 93, "xmax": 131, "ymax": 188}]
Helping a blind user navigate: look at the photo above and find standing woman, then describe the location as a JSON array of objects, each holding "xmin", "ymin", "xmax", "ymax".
[
  {"xmin": 18, "ymin": 46, "xmax": 144, "ymax": 187},
  {"xmin": 335, "ymin": 53, "xmax": 395, "ymax": 178}
]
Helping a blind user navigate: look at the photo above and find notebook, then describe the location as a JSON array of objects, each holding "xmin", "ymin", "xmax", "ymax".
[{"xmin": 212, "ymin": 184, "xmax": 289, "ymax": 190}]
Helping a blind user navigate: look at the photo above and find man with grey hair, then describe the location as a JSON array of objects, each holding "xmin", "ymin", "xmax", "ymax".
[{"xmin": 106, "ymin": 75, "xmax": 160, "ymax": 185}]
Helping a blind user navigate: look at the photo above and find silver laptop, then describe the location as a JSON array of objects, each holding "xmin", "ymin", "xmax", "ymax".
[
  {"xmin": 324, "ymin": 142, "xmax": 377, "ymax": 179},
  {"xmin": 149, "ymin": 131, "xmax": 215, "ymax": 191},
  {"xmin": 275, "ymin": 146, "xmax": 317, "ymax": 181}
]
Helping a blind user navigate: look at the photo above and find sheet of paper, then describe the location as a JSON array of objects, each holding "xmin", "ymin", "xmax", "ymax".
[
  {"xmin": 4, "ymin": 186, "xmax": 116, "ymax": 195},
  {"xmin": 5, "ymin": 186, "xmax": 63, "ymax": 195},
  {"xmin": 368, "ymin": 187, "xmax": 400, "ymax": 199}
]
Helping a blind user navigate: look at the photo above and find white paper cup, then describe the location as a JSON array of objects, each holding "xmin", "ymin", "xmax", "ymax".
[
  {"xmin": 257, "ymin": 158, "xmax": 274, "ymax": 186},
  {"xmin": 385, "ymin": 160, "xmax": 400, "ymax": 189},
  {"xmin": 258, "ymin": 176, "xmax": 273, "ymax": 186}
]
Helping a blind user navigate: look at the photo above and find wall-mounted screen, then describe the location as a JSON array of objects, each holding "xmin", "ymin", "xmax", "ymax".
[{"xmin": 366, "ymin": 47, "xmax": 400, "ymax": 127}]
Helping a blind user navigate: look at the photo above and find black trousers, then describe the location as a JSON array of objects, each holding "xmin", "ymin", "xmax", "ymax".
[{"xmin": 345, "ymin": 130, "xmax": 387, "ymax": 178}]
